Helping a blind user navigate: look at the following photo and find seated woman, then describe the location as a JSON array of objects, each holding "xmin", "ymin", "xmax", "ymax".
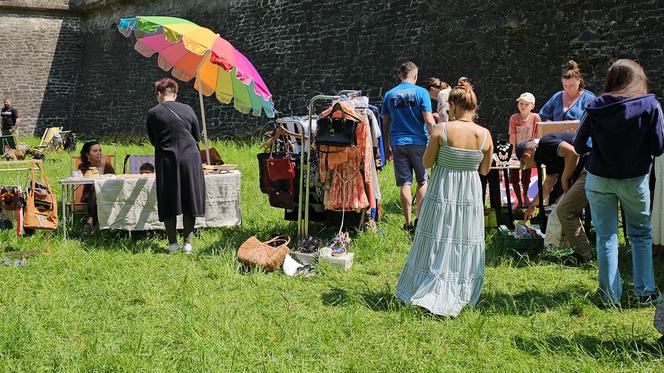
[{"xmin": 78, "ymin": 140, "xmax": 115, "ymax": 235}]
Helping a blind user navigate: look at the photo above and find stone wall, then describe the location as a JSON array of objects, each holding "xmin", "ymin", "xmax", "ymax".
[
  {"xmin": 0, "ymin": 11, "xmax": 81, "ymax": 135},
  {"xmin": 2, "ymin": 0, "xmax": 664, "ymax": 139}
]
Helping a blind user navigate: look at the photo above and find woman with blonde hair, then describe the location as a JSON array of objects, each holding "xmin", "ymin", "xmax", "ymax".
[{"xmin": 396, "ymin": 82, "xmax": 493, "ymax": 316}]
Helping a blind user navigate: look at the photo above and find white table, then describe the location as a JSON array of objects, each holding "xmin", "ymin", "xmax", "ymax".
[{"xmin": 59, "ymin": 171, "xmax": 242, "ymax": 239}]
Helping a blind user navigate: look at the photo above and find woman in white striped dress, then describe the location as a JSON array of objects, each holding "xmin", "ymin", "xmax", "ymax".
[{"xmin": 396, "ymin": 82, "xmax": 493, "ymax": 316}]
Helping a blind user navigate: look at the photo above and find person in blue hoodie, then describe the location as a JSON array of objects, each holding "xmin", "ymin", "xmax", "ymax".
[
  {"xmin": 574, "ymin": 59, "xmax": 664, "ymax": 306},
  {"xmin": 539, "ymin": 60, "xmax": 596, "ymax": 121}
]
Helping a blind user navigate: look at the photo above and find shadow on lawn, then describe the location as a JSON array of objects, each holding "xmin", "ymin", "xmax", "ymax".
[
  {"xmin": 514, "ymin": 333, "xmax": 664, "ymax": 361},
  {"xmin": 321, "ymin": 285, "xmax": 403, "ymax": 312},
  {"xmin": 476, "ymin": 286, "xmax": 589, "ymax": 316}
]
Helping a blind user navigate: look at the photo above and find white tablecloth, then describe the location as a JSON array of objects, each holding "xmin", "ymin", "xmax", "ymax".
[{"xmin": 94, "ymin": 171, "xmax": 241, "ymax": 231}]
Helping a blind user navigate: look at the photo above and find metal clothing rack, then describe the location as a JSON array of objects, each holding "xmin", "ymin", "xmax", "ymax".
[
  {"xmin": 0, "ymin": 159, "xmax": 52, "ymax": 253},
  {"xmin": 297, "ymin": 90, "xmax": 368, "ymax": 241}
]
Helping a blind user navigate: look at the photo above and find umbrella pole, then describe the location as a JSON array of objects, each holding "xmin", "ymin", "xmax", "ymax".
[{"xmin": 197, "ymin": 80, "xmax": 211, "ymax": 166}]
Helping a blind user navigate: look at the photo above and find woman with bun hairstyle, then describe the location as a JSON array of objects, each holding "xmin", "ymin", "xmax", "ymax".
[
  {"xmin": 574, "ymin": 59, "xmax": 663, "ymax": 306},
  {"xmin": 539, "ymin": 60, "xmax": 596, "ymax": 121},
  {"xmin": 396, "ymin": 81, "xmax": 494, "ymax": 317}
]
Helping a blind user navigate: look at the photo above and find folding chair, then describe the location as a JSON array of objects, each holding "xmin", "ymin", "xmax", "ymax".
[
  {"xmin": 122, "ymin": 154, "xmax": 155, "ymax": 174},
  {"xmin": 68, "ymin": 154, "xmax": 117, "ymax": 214},
  {"xmin": 37, "ymin": 126, "xmax": 63, "ymax": 151}
]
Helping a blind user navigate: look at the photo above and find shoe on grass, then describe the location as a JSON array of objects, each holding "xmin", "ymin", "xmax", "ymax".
[
  {"xmin": 183, "ymin": 243, "xmax": 193, "ymax": 254},
  {"xmin": 82, "ymin": 223, "xmax": 94, "ymax": 236},
  {"xmin": 167, "ymin": 243, "xmax": 180, "ymax": 254},
  {"xmin": 638, "ymin": 293, "xmax": 660, "ymax": 307}
]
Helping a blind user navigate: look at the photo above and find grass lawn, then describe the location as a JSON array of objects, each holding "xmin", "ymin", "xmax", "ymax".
[{"xmin": 0, "ymin": 136, "xmax": 663, "ymax": 371}]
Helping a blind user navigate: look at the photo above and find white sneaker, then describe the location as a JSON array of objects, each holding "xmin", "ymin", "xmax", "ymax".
[
  {"xmin": 167, "ymin": 243, "xmax": 181, "ymax": 253},
  {"xmin": 183, "ymin": 243, "xmax": 193, "ymax": 254}
]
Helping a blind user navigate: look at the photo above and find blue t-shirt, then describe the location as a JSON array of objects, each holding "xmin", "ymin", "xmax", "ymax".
[
  {"xmin": 538, "ymin": 90, "xmax": 596, "ymax": 121},
  {"xmin": 381, "ymin": 82, "xmax": 432, "ymax": 146}
]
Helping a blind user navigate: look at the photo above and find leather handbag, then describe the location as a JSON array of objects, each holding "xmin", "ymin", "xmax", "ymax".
[
  {"xmin": 315, "ymin": 103, "xmax": 359, "ymax": 147},
  {"xmin": 237, "ymin": 235, "xmax": 290, "ymax": 271},
  {"xmin": 23, "ymin": 162, "xmax": 58, "ymax": 230}
]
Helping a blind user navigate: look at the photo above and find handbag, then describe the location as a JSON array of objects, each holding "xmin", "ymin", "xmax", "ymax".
[
  {"xmin": 23, "ymin": 162, "xmax": 58, "ymax": 230},
  {"xmin": 315, "ymin": 103, "xmax": 359, "ymax": 147},
  {"xmin": 237, "ymin": 235, "xmax": 290, "ymax": 271}
]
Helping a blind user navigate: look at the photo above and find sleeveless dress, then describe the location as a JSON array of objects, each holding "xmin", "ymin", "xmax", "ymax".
[{"xmin": 396, "ymin": 123, "xmax": 487, "ymax": 317}]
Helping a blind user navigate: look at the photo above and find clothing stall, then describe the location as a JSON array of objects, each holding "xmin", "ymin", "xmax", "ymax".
[{"xmin": 258, "ymin": 91, "xmax": 384, "ymax": 242}]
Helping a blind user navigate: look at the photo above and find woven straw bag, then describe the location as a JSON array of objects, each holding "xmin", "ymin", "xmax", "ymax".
[{"xmin": 237, "ymin": 236, "xmax": 290, "ymax": 271}]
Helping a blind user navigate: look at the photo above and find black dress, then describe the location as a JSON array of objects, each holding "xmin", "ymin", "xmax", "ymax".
[{"xmin": 146, "ymin": 101, "xmax": 205, "ymax": 221}]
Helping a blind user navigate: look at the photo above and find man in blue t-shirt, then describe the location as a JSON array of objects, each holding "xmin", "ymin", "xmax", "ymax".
[{"xmin": 381, "ymin": 61, "xmax": 436, "ymax": 231}]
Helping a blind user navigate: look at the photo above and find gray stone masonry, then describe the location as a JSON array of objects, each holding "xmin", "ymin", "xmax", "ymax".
[{"xmin": 1, "ymin": 0, "xmax": 664, "ymax": 139}]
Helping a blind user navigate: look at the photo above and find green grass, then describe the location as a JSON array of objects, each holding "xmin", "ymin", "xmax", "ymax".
[{"xmin": 0, "ymin": 137, "xmax": 662, "ymax": 371}]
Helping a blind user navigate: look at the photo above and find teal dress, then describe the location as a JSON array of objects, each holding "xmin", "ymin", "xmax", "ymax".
[{"xmin": 396, "ymin": 123, "xmax": 487, "ymax": 317}]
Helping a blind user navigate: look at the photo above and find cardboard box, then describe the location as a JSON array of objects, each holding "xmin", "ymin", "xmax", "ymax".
[{"xmin": 320, "ymin": 252, "xmax": 354, "ymax": 271}]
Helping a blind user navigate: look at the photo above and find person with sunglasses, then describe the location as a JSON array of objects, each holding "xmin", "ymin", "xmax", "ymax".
[{"xmin": 516, "ymin": 131, "xmax": 593, "ymax": 263}]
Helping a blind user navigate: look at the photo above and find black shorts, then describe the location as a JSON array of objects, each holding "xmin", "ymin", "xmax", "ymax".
[{"xmin": 393, "ymin": 144, "xmax": 427, "ymax": 186}]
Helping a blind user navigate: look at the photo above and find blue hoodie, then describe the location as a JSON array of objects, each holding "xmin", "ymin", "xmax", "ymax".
[{"xmin": 574, "ymin": 94, "xmax": 664, "ymax": 179}]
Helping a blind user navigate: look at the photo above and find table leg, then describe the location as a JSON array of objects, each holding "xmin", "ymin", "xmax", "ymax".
[
  {"xmin": 487, "ymin": 170, "xmax": 501, "ymax": 227},
  {"xmin": 502, "ymin": 168, "xmax": 514, "ymax": 228},
  {"xmin": 62, "ymin": 184, "xmax": 67, "ymax": 240}
]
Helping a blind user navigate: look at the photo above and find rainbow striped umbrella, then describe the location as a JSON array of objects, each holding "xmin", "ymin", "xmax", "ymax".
[{"xmin": 118, "ymin": 16, "xmax": 275, "ymax": 162}]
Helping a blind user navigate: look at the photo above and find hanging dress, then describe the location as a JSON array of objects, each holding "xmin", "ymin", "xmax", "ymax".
[
  {"xmin": 396, "ymin": 123, "xmax": 487, "ymax": 317},
  {"xmin": 652, "ymin": 155, "xmax": 664, "ymax": 251}
]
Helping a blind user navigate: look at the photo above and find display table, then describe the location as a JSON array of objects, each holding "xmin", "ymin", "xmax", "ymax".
[
  {"xmin": 488, "ymin": 156, "xmax": 546, "ymax": 230},
  {"xmin": 59, "ymin": 171, "xmax": 241, "ymax": 239}
]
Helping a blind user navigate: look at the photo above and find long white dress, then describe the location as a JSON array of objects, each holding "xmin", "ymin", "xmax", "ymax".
[
  {"xmin": 396, "ymin": 124, "xmax": 487, "ymax": 317},
  {"xmin": 652, "ymin": 156, "xmax": 664, "ymax": 247}
]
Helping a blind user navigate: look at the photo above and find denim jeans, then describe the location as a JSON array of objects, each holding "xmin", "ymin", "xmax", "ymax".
[{"xmin": 585, "ymin": 171, "xmax": 656, "ymax": 304}]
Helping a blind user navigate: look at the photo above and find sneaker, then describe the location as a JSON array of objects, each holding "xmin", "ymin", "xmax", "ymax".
[
  {"xmin": 183, "ymin": 243, "xmax": 193, "ymax": 254},
  {"xmin": 82, "ymin": 223, "xmax": 94, "ymax": 236},
  {"xmin": 403, "ymin": 223, "xmax": 415, "ymax": 234},
  {"xmin": 562, "ymin": 252, "xmax": 592, "ymax": 265},
  {"xmin": 639, "ymin": 294, "xmax": 660, "ymax": 307},
  {"xmin": 167, "ymin": 243, "xmax": 181, "ymax": 253}
]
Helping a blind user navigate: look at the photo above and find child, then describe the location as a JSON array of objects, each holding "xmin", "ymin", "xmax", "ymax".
[
  {"xmin": 508, "ymin": 92, "xmax": 541, "ymax": 208},
  {"xmin": 139, "ymin": 162, "xmax": 155, "ymax": 174}
]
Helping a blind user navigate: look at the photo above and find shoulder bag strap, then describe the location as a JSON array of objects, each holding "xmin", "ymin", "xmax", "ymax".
[{"xmin": 161, "ymin": 103, "xmax": 188, "ymax": 128}]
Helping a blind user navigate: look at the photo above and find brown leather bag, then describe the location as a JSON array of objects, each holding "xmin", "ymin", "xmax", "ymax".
[
  {"xmin": 200, "ymin": 148, "xmax": 224, "ymax": 165},
  {"xmin": 23, "ymin": 162, "xmax": 58, "ymax": 230},
  {"xmin": 237, "ymin": 236, "xmax": 290, "ymax": 271}
]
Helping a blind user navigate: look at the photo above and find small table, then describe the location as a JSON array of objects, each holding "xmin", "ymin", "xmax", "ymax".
[
  {"xmin": 489, "ymin": 159, "xmax": 521, "ymax": 229},
  {"xmin": 59, "ymin": 171, "xmax": 242, "ymax": 239},
  {"xmin": 488, "ymin": 157, "xmax": 546, "ymax": 230},
  {"xmin": 59, "ymin": 176, "xmax": 95, "ymax": 240}
]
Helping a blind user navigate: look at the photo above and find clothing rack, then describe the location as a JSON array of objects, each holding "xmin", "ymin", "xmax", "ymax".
[
  {"xmin": 0, "ymin": 159, "xmax": 51, "ymax": 253},
  {"xmin": 299, "ymin": 95, "xmax": 342, "ymax": 240}
]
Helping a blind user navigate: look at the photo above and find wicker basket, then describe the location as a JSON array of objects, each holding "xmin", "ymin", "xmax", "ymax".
[{"xmin": 237, "ymin": 236, "xmax": 290, "ymax": 271}]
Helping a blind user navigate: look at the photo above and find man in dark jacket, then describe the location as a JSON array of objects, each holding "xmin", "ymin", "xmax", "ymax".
[{"xmin": 1, "ymin": 98, "xmax": 20, "ymax": 135}]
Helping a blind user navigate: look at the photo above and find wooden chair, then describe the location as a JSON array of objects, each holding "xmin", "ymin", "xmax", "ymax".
[{"xmin": 68, "ymin": 155, "xmax": 116, "ymax": 214}]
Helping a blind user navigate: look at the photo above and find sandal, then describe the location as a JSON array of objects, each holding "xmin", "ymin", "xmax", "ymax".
[{"xmin": 82, "ymin": 223, "xmax": 94, "ymax": 236}]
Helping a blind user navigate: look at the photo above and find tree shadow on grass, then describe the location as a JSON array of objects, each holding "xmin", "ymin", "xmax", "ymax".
[
  {"xmin": 514, "ymin": 334, "xmax": 664, "ymax": 362},
  {"xmin": 476, "ymin": 286, "xmax": 591, "ymax": 316}
]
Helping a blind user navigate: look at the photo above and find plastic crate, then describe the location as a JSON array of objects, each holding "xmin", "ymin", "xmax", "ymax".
[{"xmin": 497, "ymin": 225, "xmax": 544, "ymax": 252}]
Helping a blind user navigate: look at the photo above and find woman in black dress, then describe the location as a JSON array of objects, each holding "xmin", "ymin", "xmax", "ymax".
[{"xmin": 146, "ymin": 78, "xmax": 205, "ymax": 253}]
